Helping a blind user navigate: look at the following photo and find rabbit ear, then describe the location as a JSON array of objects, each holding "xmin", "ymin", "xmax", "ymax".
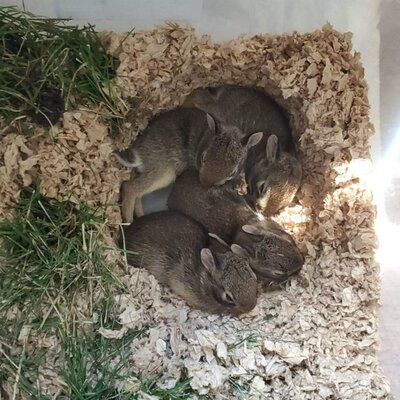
[
  {"xmin": 200, "ymin": 248, "xmax": 217, "ymax": 273},
  {"xmin": 206, "ymin": 113, "xmax": 217, "ymax": 135},
  {"xmin": 266, "ymin": 135, "xmax": 278, "ymax": 162},
  {"xmin": 231, "ymin": 244, "xmax": 250, "ymax": 258},
  {"xmin": 246, "ymin": 131, "xmax": 263, "ymax": 148},
  {"xmin": 208, "ymin": 233, "xmax": 230, "ymax": 249},
  {"xmin": 242, "ymin": 225, "xmax": 263, "ymax": 235}
]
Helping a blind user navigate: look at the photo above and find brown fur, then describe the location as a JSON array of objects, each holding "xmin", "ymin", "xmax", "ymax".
[
  {"xmin": 115, "ymin": 107, "xmax": 259, "ymax": 222},
  {"xmin": 245, "ymin": 149, "xmax": 302, "ymax": 215},
  {"xmin": 121, "ymin": 211, "xmax": 257, "ymax": 315},
  {"xmin": 183, "ymin": 85, "xmax": 302, "ymax": 215},
  {"xmin": 168, "ymin": 170, "xmax": 304, "ymax": 282}
]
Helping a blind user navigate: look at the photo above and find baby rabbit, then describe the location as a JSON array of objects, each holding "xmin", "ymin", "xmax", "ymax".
[
  {"xmin": 121, "ymin": 211, "xmax": 258, "ymax": 316},
  {"xmin": 183, "ymin": 85, "xmax": 302, "ymax": 215},
  {"xmin": 114, "ymin": 107, "xmax": 262, "ymax": 223},
  {"xmin": 168, "ymin": 169, "xmax": 304, "ymax": 282}
]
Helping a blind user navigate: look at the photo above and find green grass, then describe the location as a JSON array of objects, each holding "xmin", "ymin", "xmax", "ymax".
[
  {"xmin": 227, "ymin": 333, "xmax": 259, "ymax": 351},
  {"xmin": 135, "ymin": 372, "xmax": 215, "ymax": 400},
  {"xmin": 228, "ymin": 377, "xmax": 251, "ymax": 396},
  {"xmin": 263, "ymin": 313, "xmax": 276, "ymax": 321},
  {"xmin": 0, "ymin": 6, "xmax": 131, "ymax": 129},
  {"xmin": 59, "ymin": 312, "xmax": 147, "ymax": 400},
  {"xmin": 0, "ymin": 186, "xmax": 123, "ymax": 338},
  {"xmin": 138, "ymin": 376, "xmax": 193, "ymax": 400},
  {"xmin": 0, "ymin": 319, "xmax": 148, "ymax": 400},
  {"xmin": 0, "ymin": 186, "xmax": 130, "ymax": 397},
  {"xmin": 0, "ymin": 345, "xmax": 52, "ymax": 400}
]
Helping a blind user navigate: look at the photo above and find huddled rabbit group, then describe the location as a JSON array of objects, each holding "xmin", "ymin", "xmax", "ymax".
[{"xmin": 115, "ymin": 85, "xmax": 304, "ymax": 317}]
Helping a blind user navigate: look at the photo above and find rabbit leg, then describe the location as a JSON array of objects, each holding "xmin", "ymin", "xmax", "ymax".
[
  {"xmin": 123, "ymin": 167, "xmax": 178, "ymax": 222},
  {"xmin": 121, "ymin": 179, "xmax": 137, "ymax": 223},
  {"xmin": 134, "ymin": 197, "xmax": 144, "ymax": 218}
]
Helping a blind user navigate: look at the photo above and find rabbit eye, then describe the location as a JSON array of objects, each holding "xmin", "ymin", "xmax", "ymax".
[
  {"xmin": 230, "ymin": 165, "xmax": 241, "ymax": 179},
  {"xmin": 257, "ymin": 181, "xmax": 266, "ymax": 195},
  {"xmin": 227, "ymin": 170, "xmax": 237, "ymax": 180},
  {"xmin": 222, "ymin": 290, "xmax": 236, "ymax": 306}
]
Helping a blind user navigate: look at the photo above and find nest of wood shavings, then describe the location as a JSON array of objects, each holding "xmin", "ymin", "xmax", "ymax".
[
  {"xmin": 0, "ymin": 23, "xmax": 391, "ymax": 399},
  {"xmin": 101, "ymin": 23, "xmax": 391, "ymax": 399}
]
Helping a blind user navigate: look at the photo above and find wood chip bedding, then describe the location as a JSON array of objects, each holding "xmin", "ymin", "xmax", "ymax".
[{"xmin": 0, "ymin": 23, "xmax": 392, "ymax": 398}]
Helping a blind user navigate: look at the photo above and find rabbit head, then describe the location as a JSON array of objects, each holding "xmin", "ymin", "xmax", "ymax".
[
  {"xmin": 201, "ymin": 236, "xmax": 258, "ymax": 315},
  {"xmin": 199, "ymin": 114, "xmax": 263, "ymax": 188},
  {"xmin": 231, "ymin": 219, "xmax": 304, "ymax": 283},
  {"xmin": 245, "ymin": 134, "xmax": 302, "ymax": 215}
]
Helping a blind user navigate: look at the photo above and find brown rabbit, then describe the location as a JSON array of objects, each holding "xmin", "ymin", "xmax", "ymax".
[
  {"xmin": 115, "ymin": 107, "xmax": 262, "ymax": 223},
  {"xmin": 245, "ymin": 134, "xmax": 302, "ymax": 216},
  {"xmin": 183, "ymin": 85, "xmax": 302, "ymax": 215},
  {"xmin": 121, "ymin": 211, "xmax": 257, "ymax": 316},
  {"xmin": 168, "ymin": 169, "xmax": 304, "ymax": 282}
]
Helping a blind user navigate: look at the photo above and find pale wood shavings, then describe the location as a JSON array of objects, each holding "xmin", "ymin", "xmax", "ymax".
[
  {"xmin": 0, "ymin": 22, "xmax": 391, "ymax": 399},
  {"xmin": 106, "ymin": 22, "xmax": 390, "ymax": 398},
  {"xmin": 0, "ymin": 111, "xmax": 130, "ymax": 224}
]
